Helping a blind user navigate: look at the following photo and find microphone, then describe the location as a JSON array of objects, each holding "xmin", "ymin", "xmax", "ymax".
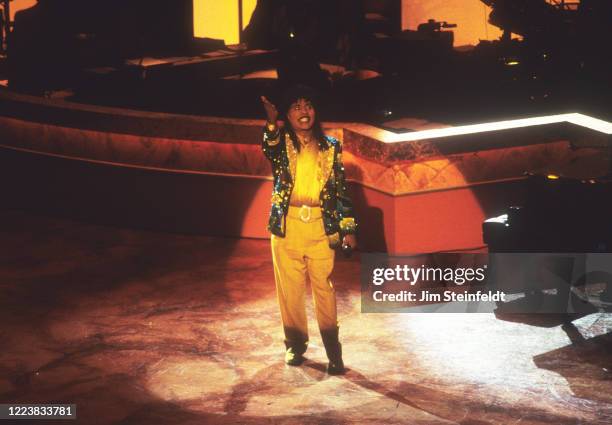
[{"xmin": 341, "ymin": 242, "xmax": 353, "ymax": 258}]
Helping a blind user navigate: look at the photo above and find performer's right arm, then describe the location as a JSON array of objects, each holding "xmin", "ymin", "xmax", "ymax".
[{"xmin": 261, "ymin": 96, "xmax": 282, "ymax": 160}]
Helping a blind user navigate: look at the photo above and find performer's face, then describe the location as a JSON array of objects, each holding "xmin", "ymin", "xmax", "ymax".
[{"xmin": 287, "ymin": 98, "xmax": 316, "ymax": 132}]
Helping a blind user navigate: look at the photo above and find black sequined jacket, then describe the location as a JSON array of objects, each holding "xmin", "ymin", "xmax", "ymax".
[{"xmin": 262, "ymin": 126, "xmax": 356, "ymax": 244}]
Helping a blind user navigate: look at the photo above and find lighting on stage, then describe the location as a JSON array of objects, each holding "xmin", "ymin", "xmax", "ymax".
[
  {"xmin": 386, "ymin": 113, "xmax": 612, "ymax": 143},
  {"xmin": 193, "ymin": 0, "xmax": 257, "ymax": 45}
]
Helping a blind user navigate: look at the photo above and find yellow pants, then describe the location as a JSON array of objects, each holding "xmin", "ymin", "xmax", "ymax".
[{"xmin": 271, "ymin": 206, "xmax": 338, "ymax": 353}]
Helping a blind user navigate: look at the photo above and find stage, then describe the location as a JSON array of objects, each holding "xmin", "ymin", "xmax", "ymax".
[
  {"xmin": 0, "ymin": 209, "xmax": 611, "ymax": 424},
  {"xmin": 3, "ymin": 1, "xmax": 612, "ymax": 423}
]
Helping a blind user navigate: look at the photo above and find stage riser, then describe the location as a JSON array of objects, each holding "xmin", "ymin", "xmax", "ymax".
[
  {"xmin": 0, "ymin": 147, "xmax": 527, "ymax": 253},
  {"xmin": 1, "ymin": 90, "xmax": 609, "ymax": 254}
]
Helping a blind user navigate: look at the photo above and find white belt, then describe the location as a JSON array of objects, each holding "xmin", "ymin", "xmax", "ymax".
[{"xmin": 287, "ymin": 205, "xmax": 323, "ymax": 223}]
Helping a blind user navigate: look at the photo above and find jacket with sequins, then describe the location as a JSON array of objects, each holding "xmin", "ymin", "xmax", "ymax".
[{"xmin": 262, "ymin": 126, "xmax": 356, "ymax": 243}]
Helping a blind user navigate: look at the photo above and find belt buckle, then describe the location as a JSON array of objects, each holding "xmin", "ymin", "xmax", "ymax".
[{"xmin": 299, "ymin": 205, "xmax": 311, "ymax": 223}]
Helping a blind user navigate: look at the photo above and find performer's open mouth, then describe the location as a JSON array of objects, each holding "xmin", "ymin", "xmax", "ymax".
[{"xmin": 298, "ymin": 116, "xmax": 311, "ymax": 124}]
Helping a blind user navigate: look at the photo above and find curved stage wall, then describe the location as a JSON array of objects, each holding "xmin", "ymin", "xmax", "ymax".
[{"xmin": 1, "ymin": 90, "xmax": 610, "ymax": 253}]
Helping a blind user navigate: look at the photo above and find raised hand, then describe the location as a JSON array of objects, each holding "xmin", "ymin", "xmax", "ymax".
[{"xmin": 261, "ymin": 96, "xmax": 278, "ymax": 126}]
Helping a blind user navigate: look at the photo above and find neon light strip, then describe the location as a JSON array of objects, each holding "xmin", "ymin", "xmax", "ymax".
[
  {"xmin": 565, "ymin": 113, "xmax": 612, "ymax": 134},
  {"xmin": 387, "ymin": 113, "xmax": 612, "ymax": 143}
]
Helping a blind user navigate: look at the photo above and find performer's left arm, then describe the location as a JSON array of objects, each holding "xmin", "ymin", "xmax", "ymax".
[{"xmin": 335, "ymin": 142, "xmax": 357, "ymax": 248}]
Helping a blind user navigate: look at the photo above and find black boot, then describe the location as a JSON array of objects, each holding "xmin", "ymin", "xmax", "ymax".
[
  {"xmin": 320, "ymin": 327, "xmax": 345, "ymax": 375},
  {"xmin": 285, "ymin": 347, "xmax": 306, "ymax": 366},
  {"xmin": 284, "ymin": 327, "xmax": 308, "ymax": 366}
]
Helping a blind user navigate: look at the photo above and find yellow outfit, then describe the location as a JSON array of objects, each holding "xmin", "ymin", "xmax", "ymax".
[
  {"xmin": 289, "ymin": 140, "xmax": 322, "ymax": 207},
  {"xmin": 271, "ymin": 140, "xmax": 338, "ymax": 353}
]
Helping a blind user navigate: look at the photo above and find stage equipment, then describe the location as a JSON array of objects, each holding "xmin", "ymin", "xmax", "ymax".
[
  {"xmin": 483, "ymin": 173, "xmax": 612, "ymax": 253},
  {"xmin": 479, "ymin": 0, "xmax": 611, "ymax": 58},
  {"xmin": 483, "ymin": 173, "xmax": 612, "ymax": 311},
  {"xmin": 480, "ymin": 0, "xmax": 580, "ymax": 41},
  {"xmin": 370, "ymin": 17, "xmax": 456, "ymax": 75},
  {"xmin": 416, "ymin": 19, "xmax": 457, "ymax": 35}
]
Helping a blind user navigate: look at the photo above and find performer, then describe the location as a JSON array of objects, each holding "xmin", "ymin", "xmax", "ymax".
[{"xmin": 260, "ymin": 86, "xmax": 356, "ymax": 375}]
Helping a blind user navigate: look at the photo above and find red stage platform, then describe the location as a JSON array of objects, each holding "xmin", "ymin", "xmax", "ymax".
[{"xmin": 1, "ymin": 90, "xmax": 611, "ymax": 253}]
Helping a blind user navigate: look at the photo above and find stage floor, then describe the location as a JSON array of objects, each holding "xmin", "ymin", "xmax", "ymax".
[{"xmin": 0, "ymin": 210, "xmax": 611, "ymax": 425}]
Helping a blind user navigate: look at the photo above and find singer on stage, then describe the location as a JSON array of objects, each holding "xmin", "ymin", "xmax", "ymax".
[{"xmin": 260, "ymin": 86, "xmax": 356, "ymax": 375}]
